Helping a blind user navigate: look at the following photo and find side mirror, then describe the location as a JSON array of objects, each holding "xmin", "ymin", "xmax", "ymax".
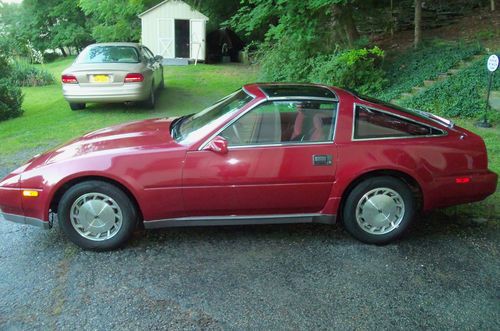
[
  {"xmin": 154, "ymin": 55, "xmax": 163, "ymax": 62},
  {"xmin": 204, "ymin": 136, "xmax": 228, "ymax": 154}
]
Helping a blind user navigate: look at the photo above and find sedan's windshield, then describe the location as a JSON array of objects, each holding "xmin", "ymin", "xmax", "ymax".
[
  {"xmin": 172, "ymin": 90, "xmax": 254, "ymax": 143},
  {"xmin": 76, "ymin": 46, "xmax": 140, "ymax": 64}
]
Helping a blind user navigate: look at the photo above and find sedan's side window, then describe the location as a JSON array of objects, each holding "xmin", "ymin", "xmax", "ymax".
[
  {"xmin": 144, "ymin": 47, "xmax": 156, "ymax": 59},
  {"xmin": 141, "ymin": 47, "xmax": 153, "ymax": 62},
  {"xmin": 220, "ymin": 100, "xmax": 337, "ymax": 146}
]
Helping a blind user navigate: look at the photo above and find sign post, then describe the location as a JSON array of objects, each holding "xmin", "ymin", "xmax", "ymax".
[{"xmin": 477, "ymin": 54, "xmax": 499, "ymax": 128}]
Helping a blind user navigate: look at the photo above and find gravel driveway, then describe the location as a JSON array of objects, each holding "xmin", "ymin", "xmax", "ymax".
[{"xmin": 0, "ymin": 161, "xmax": 499, "ymax": 330}]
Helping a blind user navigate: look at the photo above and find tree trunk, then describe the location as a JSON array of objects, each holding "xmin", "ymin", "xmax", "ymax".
[
  {"xmin": 414, "ymin": 0, "xmax": 422, "ymax": 49},
  {"xmin": 331, "ymin": 3, "xmax": 360, "ymax": 47},
  {"xmin": 492, "ymin": 0, "xmax": 496, "ymax": 11},
  {"xmin": 59, "ymin": 47, "xmax": 67, "ymax": 57}
]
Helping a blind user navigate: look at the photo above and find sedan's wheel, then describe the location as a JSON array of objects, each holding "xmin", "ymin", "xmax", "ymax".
[
  {"xmin": 69, "ymin": 103, "xmax": 85, "ymax": 111},
  {"xmin": 342, "ymin": 176, "xmax": 415, "ymax": 245},
  {"xmin": 159, "ymin": 70, "xmax": 165, "ymax": 89},
  {"xmin": 144, "ymin": 84, "xmax": 156, "ymax": 109},
  {"xmin": 58, "ymin": 181, "xmax": 138, "ymax": 250}
]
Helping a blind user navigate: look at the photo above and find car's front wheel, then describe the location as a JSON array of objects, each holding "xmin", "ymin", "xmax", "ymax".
[
  {"xmin": 58, "ymin": 181, "xmax": 138, "ymax": 250},
  {"xmin": 342, "ymin": 176, "xmax": 416, "ymax": 245},
  {"xmin": 69, "ymin": 103, "xmax": 85, "ymax": 111}
]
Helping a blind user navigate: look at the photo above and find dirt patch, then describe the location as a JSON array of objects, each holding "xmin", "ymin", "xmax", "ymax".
[{"xmin": 374, "ymin": 8, "xmax": 500, "ymax": 53}]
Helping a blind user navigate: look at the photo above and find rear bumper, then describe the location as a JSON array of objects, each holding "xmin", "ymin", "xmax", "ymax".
[
  {"xmin": 425, "ymin": 170, "xmax": 498, "ymax": 210},
  {"xmin": 62, "ymin": 82, "xmax": 150, "ymax": 103},
  {"xmin": 0, "ymin": 210, "xmax": 49, "ymax": 229}
]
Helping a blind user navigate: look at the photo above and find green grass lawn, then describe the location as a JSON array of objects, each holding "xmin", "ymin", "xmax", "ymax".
[
  {"xmin": 0, "ymin": 57, "xmax": 258, "ymax": 157},
  {"xmin": 0, "ymin": 57, "xmax": 497, "ymax": 219}
]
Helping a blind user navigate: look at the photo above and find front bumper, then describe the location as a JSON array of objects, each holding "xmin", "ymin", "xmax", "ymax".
[{"xmin": 0, "ymin": 209, "xmax": 49, "ymax": 229}]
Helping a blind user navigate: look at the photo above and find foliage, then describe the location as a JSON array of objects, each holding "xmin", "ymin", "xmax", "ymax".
[
  {"xmin": 26, "ymin": 40, "xmax": 44, "ymax": 64},
  {"xmin": 10, "ymin": 61, "xmax": 55, "ymax": 87},
  {"xmin": 0, "ymin": 0, "xmax": 92, "ymax": 57},
  {"xmin": 43, "ymin": 52, "xmax": 61, "ymax": 63},
  {"xmin": 375, "ymin": 40, "xmax": 483, "ymax": 102},
  {"xmin": 78, "ymin": 0, "xmax": 155, "ymax": 42},
  {"xmin": 308, "ymin": 46, "xmax": 387, "ymax": 94},
  {"xmin": 401, "ymin": 55, "xmax": 500, "ymax": 121},
  {"xmin": 0, "ymin": 56, "xmax": 23, "ymax": 122}
]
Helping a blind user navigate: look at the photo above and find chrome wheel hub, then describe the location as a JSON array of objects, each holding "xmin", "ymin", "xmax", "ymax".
[
  {"xmin": 356, "ymin": 188, "xmax": 405, "ymax": 235},
  {"xmin": 70, "ymin": 193, "xmax": 123, "ymax": 241}
]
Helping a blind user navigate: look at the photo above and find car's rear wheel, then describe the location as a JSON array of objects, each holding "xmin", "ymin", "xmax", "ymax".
[
  {"xmin": 69, "ymin": 103, "xmax": 85, "ymax": 111},
  {"xmin": 58, "ymin": 181, "xmax": 138, "ymax": 250},
  {"xmin": 159, "ymin": 69, "xmax": 165, "ymax": 90},
  {"xmin": 144, "ymin": 83, "xmax": 156, "ymax": 109},
  {"xmin": 342, "ymin": 176, "xmax": 415, "ymax": 245}
]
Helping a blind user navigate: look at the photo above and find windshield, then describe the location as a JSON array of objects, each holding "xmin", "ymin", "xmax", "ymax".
[
  {"xmin": 76, "ymin": 46, "xmax": 140, "ymax": 64},
  {"xmin": 173, "ymin": 90, "xmax": 253, "ymax": 143}
]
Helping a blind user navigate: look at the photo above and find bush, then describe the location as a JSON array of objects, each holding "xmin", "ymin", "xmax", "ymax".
[
  {"xmin": 308, "ymin": 47, "xmax": 388, "ymax": 95},
  {"xmin": 43, "ymin": 52, "xmax": 60, "ymax": 63},
  {"xmin": 401, "ymin": 55, "xmax": 500, "ymax": 121},
  {"xmin": 257, "ymin": 42, "xmax": 387, "ymax": 95},
  {"xmin": 256, "ymin": 40, "xmax": 313, "ymax": 83},
  {"xmin": 10, "ymin": 61, "xmax": 54, "ymax": 87},
  {"xmin": 0, "ymin": 55, "xmax": 24, "ymax": 121},
  {"xmin": 0, "ymin": 80, "xmax": 24, "ymax": 121}
]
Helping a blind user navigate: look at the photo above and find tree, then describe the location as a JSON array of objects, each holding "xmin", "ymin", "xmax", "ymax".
[
  {"xmin": 78, "ymin": 0, "xmax": 157, "ymax": 42},
  {"xmin": 492, "ymin": 0, "xmax": 496, "ymax": 11},
  {"xmin": 414, "ymin": 0, "xmax": 422, "ymax": 49}
]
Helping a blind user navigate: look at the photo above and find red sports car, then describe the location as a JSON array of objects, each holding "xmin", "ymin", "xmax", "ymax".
[{"xmin": 0, "ymin": 84, "xmax": 497, "ymax": 250}]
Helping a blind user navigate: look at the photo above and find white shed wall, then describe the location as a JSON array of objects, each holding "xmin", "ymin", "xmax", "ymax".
[{"xmin": 140, "ymin": 0, "xmax": 208, "ymax": 60}]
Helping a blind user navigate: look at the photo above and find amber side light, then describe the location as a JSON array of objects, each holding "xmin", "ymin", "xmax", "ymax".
[{"xmin": 22, "ymin": 190, "xmax": 39, "ymax": 197}]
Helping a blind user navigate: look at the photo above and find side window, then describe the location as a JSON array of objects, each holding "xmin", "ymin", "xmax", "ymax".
[
  {"xmin": 220, "ymin": 100, "xmax": 337, "ymax": 146},
  {"xmin": 141, "ymin": 47, "xmax": 153, "ymax": 62},
  {"xmin": 353, "ymin": 105, "xmax": 441, "ymax": 139},
  {"xmin": 144, "ymin": 47, "xmax": 156, "ymax": 59}
]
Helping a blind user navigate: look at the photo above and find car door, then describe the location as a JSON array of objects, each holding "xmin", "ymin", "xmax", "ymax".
[
  {"xmin": 182, "ymin": 99, "xmax": 338, "ymax": 216},
  {"xmin": 140, "ymin": 47, "xmax": 159, "ymax": 87},
  {"xmin": 144, "ymin": 46, "xmax": 162, "ymax": 86}
]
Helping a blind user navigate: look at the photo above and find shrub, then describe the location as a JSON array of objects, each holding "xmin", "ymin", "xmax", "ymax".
[
  {"xmin": 43, "ymin": 52, "xmax": 60, "ymax": 63},
  {"xmin": 10, "ymin": 61, "xmax": 54, "ymax": 87},
  {"xmin": 257, "ymin": 42, "xmax": 387, "ymax": 95},
  {"xmin": 308, "ymin": 47, "xmax": 388, "ymax": 95},
  {"xmin": 0, "ymin": 79, "xmax": 23, "ymax": 121},
  {"xmin": 401, "ymin": 55, "xmax": 500, "ymax": 121},
  {"xmin": 0, "ymin": 55, "xmax": 24, "ymax": 121},
  {"xmin": 256, "ymin": 40, "xmax": 313, "ymax": 83}
]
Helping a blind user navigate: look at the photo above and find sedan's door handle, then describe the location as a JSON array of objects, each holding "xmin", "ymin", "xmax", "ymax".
[{"xmin": 313, "ymin": 154, "xmax": 333, "ymax": 166}]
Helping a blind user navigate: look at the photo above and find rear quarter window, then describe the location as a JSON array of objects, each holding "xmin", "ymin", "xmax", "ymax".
[{"xmin": 353, "ymin": 105, "xmax": 444, "ymax": 140}]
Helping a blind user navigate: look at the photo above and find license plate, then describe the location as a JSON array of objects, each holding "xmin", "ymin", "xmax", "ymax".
[{"xmin": 90, "ymin": 74, "xmax": 110, "ymax": 83}]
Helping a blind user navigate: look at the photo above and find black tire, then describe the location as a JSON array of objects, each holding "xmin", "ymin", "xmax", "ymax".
[
  {"xmin": 342, "ymin": 176, "xmax": 415, "ymax": 245},
  {"xmin": 58, "ymin": 180, "xmax": 138, "ymax": 251},
  {"xmin": 159, "ymin": 69, "xmax": 165, "ymax": 90},
  {"xmin": 69, "ymin": 103, "xmax": 85, "ymax": 111},
  {"xmin": 144, "ymin": 83, "xmax": 156, "ymax": 109}
]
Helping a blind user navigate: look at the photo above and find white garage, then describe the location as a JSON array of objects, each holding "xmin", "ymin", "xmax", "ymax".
[{"xmin": 139, "ymin": 0, "xmax": 209, "ymax": 61}]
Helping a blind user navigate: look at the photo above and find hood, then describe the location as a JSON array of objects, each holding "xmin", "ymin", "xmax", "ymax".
[{"xmin": 26, "ymin": 118, "xmax": 177, "ymax": 170}]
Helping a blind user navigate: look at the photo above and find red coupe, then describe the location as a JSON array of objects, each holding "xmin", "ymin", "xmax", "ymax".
[{"xmin": 0, "ymin": 84, "xmax": 497, "ymax": 250}]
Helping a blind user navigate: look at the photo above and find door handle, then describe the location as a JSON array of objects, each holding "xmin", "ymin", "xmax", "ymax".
[{"xmin": 313, "ymin": 154, "xmax": 333, "ymax": 166}]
